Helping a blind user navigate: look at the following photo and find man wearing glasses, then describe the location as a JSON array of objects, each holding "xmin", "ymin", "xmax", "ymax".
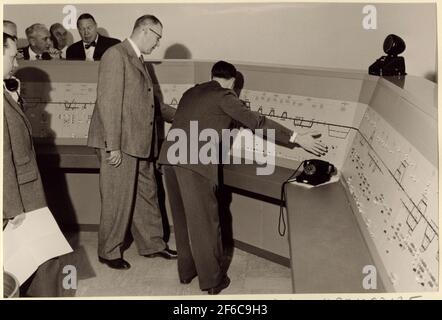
[{"xmin": 87, "ymin": 15, "xmax": 177, "ymax": 270}]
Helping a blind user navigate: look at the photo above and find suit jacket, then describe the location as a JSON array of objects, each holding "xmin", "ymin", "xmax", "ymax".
[
  {"xmin": 66, "ymin": 35, "xmax": 121, "ymax": 61},
  {"xmin": 19, "ymin": 46, "xmax": 49, "ymax": 60},
  {"xmin": 3, "ymin": 92, "xmax": 46, "ymax": 219},
  {"xmin": 87, "ymin": 39, "xmax": 175, "ymax": 158},
  {"xmin": 20, "ymin": 46, "xmax": 31, "ymax": 60},
  {"xmin": 158, "ymin": 80, "xmax": 294, "ymax": 184}
]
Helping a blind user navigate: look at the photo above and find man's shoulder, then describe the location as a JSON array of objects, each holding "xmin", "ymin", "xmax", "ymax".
[
  {"xmin": 17, "ymin": 46, "xmax": 30, "ymax": 60},
  {"xmin": 198, "ymin": 81, "xmax": 234, "ymax": 97},
  {"xmin": 68, "ymin": 40, "xmax": 83, "ymax": 48},
  {"xmin": 101, "ymin": 41, "xmax": 126, "ymax": 59},
  {"xmin": 66, "ymin": 40, "xmax": 83, "ymax": 52},
  {"xmin": 193, "ymin": 81, "xmax": 224, "ymax": 91},
  {"xmin": 99, "ymin": 35, "xmax": 121, "ymax": 46}
]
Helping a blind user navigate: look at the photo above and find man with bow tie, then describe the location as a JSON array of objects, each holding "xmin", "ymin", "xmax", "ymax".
[
  {"xmin": 66, "ymin": 13, "xmax": 120, "ymax": 61},
  {"xmin": 87, "ymin": 15, "xmax": 177, "ymax": 270}
]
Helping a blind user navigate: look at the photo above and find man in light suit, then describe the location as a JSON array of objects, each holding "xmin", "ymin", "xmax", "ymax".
[
  {"xmin": 3, "ymin": 32, "xmax": 62, "ymax": 297},
  {"xmin": 158, "ymin": 61, "xmax": 328, "ymax": 294},
  {"xmin": 66, "ymin": 13, "xmax": 120, "ymax": 61},
  {"xmin": 87, "ymin": 15, "xmax": 177, "ymax": 270}
]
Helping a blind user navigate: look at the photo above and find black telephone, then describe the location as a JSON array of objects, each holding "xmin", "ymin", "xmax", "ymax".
[
  {"xmin": 4, "ymin": 78, "xmax": 19, "ymax": 92},
  {"xmin": 295, "ymin": 159, "xmax": 337, "ymax": 186}
]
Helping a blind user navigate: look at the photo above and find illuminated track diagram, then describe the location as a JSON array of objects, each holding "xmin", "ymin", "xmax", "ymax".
[{"xmin": 247, "ymin": 101, "xmax": 438, "ymax": 239}]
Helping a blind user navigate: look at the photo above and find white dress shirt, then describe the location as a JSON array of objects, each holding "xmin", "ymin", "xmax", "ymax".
[
  {"xmin": 127, "ymin": 37, "xmax": 142, "ymax": 58},
  {"xmin": 60, "ymin": 46, "xmax": 67, "ymax": 59},
  {"xmin": 27, "ymin": 47, "xmax": 40, "ymax": 61},
  {"xmin": 83, "ymin": 35, "xmax": 99, "ymax": 61}
]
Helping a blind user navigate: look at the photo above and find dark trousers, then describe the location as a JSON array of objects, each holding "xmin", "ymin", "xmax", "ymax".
[
  {"xmin": 163, "ymin": 165, "xmax": 223, "ymax": 290},
  {"xmin": 97, "ymin": 149, "xmax": 165, "ymax": 259}
]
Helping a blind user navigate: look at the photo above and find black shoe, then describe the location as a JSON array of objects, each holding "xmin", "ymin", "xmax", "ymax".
[
  {"xmin": 98, "ymin": 257, "xmax": 131, "ymax": 270},
  {"xmin": 180, "ymin": 274, "xmax": 197, "ymax": 284},
  {"xmin": 206, "ymin": 276, "xmax": 230, "ymax": 295},
  {"xmin": 143, "ymin": 248, "xmax": 177, "ymax": 260}
]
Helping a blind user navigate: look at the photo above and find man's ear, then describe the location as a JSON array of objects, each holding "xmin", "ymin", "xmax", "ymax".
[{"xmin": 28, "ymin": 38, "xmax": 36, "ymax": 47}]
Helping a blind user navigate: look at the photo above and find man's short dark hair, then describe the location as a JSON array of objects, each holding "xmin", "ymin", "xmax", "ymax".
[
  {"xmin": 211, "ymin": 61, "xmax": 237, "ymax": 80},
  {"xmin": 77, "ymin": 13, "xmax": 96, "ymax": 27},
  {"xmin": 133, "ymin": 15, "xmax": 162, "ymax": 32},
  {"xmin": 3, "ymin": 32, "xmax": 17, "ymax": 48}
]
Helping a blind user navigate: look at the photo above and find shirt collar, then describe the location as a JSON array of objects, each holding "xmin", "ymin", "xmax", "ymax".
[
  {"xmin": 28, "ymin": 46, "xmax": 39, "ymax": 60},
  {"xmin": 127, "ymin": 37, "xmax": 142, "ymax": 58}
]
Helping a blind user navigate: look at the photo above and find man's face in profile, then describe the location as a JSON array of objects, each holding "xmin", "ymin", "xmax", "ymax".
[
  {"xmin": 78, "ymin": 18, "xmax": 98, "ymax": 44},
  {"xmin": 30, "ymin": 27, "xmax": 52, "ymax": 54},
  {"xmin": 3, "ymin": 38, "xmax": 18, "ymax": 79}
]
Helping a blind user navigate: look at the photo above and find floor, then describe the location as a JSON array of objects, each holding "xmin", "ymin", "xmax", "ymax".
[{"xmin": 62, "ymin": 231, "xmax": 292, "ymax": 297}]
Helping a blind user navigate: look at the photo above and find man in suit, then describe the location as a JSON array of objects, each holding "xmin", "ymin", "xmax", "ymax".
[
  {"xmin": 158, "ymin": 61, "xmax": 328, "ymax": 294},
  {"xmin": 87, "ymin": 15, "xmax": 177, "ymax": 270},
  {"xmin": 50, "ymin": 23, "xmax": 70, "ymax": 59},
  {"xmin": 20, "ymin": 24, "xmax": 54, "ymax": 60},
  {"xmin": 3, "ymin": 32, "xmax": 62, "ymax": 297},
  {"xmin": 66, "ymin": 13, "xmax": 120, "ymax": 61}
]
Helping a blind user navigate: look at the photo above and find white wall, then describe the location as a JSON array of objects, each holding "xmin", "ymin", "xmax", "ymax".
[{"xmin": 4, "ymin": 2, "xmax": 437, "ymax": 81}]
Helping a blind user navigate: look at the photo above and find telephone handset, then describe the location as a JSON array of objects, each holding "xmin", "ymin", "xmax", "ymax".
[
  {"xmin": 4, "ymin": 78, "xmax": 19, "ymax": 92},
  {"xmin": 295, "ymin": 159, "xmax": 337, "ymax": 186}
]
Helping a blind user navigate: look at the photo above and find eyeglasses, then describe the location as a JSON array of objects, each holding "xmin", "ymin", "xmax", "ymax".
[{"xmin": 149, "ymin": 28, "xmax": 162, "ymax": 41}]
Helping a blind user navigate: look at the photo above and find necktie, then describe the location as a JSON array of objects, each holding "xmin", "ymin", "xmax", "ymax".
[
  {"xmin": 17, "ymin": 94, "xmax": 24, "ymax": 106},
  {"xmin": 139, "ymin": 55, "xmax": 148, "ymax": 72},
  {"xmin": 35, "ymin": 53, "xmax": 51, "ymax": 60},
  {"xmin": 85, "ymin": 41, "xmax": 96, "ymax": 50}
]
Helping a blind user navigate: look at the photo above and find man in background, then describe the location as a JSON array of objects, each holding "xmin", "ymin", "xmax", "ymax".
[
  {"xmin": 20, "ymin": 23, "xmax": 55, "ymax": 60},
  {"xmin": 87, "ymin": 15, "xmax": 177, "ymax": 270},
  {"xmin": 50, "ymin": 23, "xmax": 70, "ymax": 59},
  {"xmin": 67, "ymin": 13, "xmax": 120, "ymax": 61}
]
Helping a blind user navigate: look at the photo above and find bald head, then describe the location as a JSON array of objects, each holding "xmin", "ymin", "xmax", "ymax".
[{"xmin": 132, "ymin": 15, "xmax": 162, "ymax": 34}]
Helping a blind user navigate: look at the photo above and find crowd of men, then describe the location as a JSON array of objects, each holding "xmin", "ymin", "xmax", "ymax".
[{"xmin": 4, "ymin": 13, "xmax": 120, "ymax": 61}]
